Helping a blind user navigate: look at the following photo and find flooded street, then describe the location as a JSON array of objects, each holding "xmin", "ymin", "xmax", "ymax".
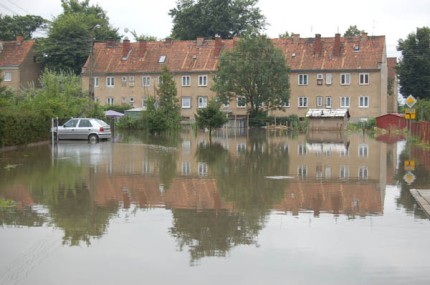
[{"xmin": 1, "ymin": 129, "xmax": 430, "ymax": 285}]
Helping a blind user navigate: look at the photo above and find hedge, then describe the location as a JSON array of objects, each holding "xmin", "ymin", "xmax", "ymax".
[{"xmin": 0, "ymin": 110, "xmax": 51, "ymax": 147}]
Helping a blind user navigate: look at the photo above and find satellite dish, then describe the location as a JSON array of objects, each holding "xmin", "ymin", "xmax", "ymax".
[{"xmin": 124, "ymin": 28, "xmax": 129, "ymax": 33}]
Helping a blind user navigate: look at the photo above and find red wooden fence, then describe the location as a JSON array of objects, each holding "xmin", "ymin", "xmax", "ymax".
[{"xmin": 411, "ymin": 121, "xmax": 430, "ymax": 144}]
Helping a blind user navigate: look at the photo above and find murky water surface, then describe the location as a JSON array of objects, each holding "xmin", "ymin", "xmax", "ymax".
[{"xmin": 1, "ymin": 129, "xmax": 429, "ymax": 285}]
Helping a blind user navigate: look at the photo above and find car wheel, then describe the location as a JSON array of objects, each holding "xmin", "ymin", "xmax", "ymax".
[{"xmin": 88, "ymin": 134, "xmax": 99, "ymax": 144}]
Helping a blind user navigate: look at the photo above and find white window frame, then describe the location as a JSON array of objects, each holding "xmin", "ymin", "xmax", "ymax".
[
  {"xmin": 340, "ymin": 73, "xmax": 351, "ymax": 85},
  {"xmin": 297, "ymin": 165, "xmax": 307, "ymax": 179},
  {"xmin": 325, "ymin": 73, "xmax": 333, "ymax": 85},
  {"xmin": 106, "ymin": 76, "xmax": 115, "ymax": 87},
  {"xmin": 237, "ymin": 96, "xmax": 246, "ymax": 108},
  {"xmin": 359, "ymin": 166, "xmax": 368, "ymax": 180},
  {"xmin": 128, "ymin": 75, "xmax": 135, "ymax": 82},
  {"xmin": 182, "ymin": 75, "xmax": 191, "ymax": 86},
  {"xmin": 107, "ymin": 97, "xmax": 114, "ymax": 105},
  {"xmin": 93, "ymin": 77, "xmax": 99, "ymax": 87},
  {"xmin": 197, "ymin": 96, "xmax": 208, "ymax": 108},
  {"xmin": 298, "ymin": 74, "xmax": 308, "ymax": 85},
  {"xmin": 181, "ymin": 96, "xmax": 191, "ymax": 109},
  {"xmin": 181, "ymin": 161, "xmax": 191, "ymax": 176},
  {"xmin": 142, "ymin": 76, "xmax": 151, "ymax": 87},
  {"xmin": 198, "ymin": 75, "xmax": 208, "ymax": 86},
  {"xmin": 340, "ymin": 166, "xmax": 349, "ymax": 179},
  {"xmin": 359, "ymin": 144, "xmax": 369, "ymax": 157},
  {"xmin": 325, "ymin": 96, "xmax": 332, "ymax": 108},
  {"xmin": 359, "ymin": 73, "xmax": 369, "ymax": 85},
  {"xmin": 340, "ymin": 96, "xmax": 350, "ymax": 108},
  {"xmin": 298, "ymin": 144, "xmax": 307, "ymax": 156},
  {"xmin": 359, "ymin": 96, "xmax": 369, "ymax": 108},
  {"xmin": 298, "ymin": 97, "xmax": 308, "ymax": 108},
  {"xmin": 3, "ymin": 71, "xmax": 12, "ymax": 82},
  {"xmin": 316, "ymin": 96, "xmax": 323, "ymax": 107},
  {"xmin": 198, "ymin": 162, "xmax": 208, "ymax": 177}
]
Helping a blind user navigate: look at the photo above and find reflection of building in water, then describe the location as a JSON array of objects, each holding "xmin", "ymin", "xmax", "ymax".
[{"xmin": 85, "ymin": 130, "xmax": 388, "ymax": 217}]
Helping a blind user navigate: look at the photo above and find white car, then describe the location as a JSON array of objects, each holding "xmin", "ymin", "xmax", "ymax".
[{"xmin": 52, "ymin": 118, "xmax": 112, "ymax": 142}]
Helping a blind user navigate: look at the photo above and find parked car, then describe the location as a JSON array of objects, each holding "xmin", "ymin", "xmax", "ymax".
[{"xmin": 52, "ymin": 118, "xmax": 112, "ymax": 142}]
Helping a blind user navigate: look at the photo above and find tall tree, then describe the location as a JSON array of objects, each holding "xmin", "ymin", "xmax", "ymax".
[
  {"xmin": 0, "ymin": 15, "xmax": 47, "ymax": 40},
  {"xmin": 36, "ymin": 0, "xmax": 120, "ymax": 74},
  {"xmin": 397, "ymin": 27, "xmax": 430, "ymax": 100},
  {"xmin": 213, "ymin": 34, "xmax": 290, "ymax": 125},
  {"xmin": 143, "ymin": 66, "xmax": 181, "ymax": 133},
  {"xmin": 169, "ymin": 0, "xmax": 266, "ymax": 40},
  {"xmin": 343, "ymin": 25, "xmax": 365, "ymax": 37}
]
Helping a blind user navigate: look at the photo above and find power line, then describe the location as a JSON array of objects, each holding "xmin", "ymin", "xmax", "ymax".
[
  {"xmin": 4, "ymin": 0, "xmax": 30, "ymax": 15},
  {"xmin": 0, "ymin": 2, "xmax": 18, "ymax": 15}
]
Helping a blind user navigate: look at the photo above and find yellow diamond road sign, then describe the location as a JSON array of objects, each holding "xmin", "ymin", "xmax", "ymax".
[
  {"xmin": 405, "ymin": 95, "xmax": 417, "ymax": 108},
  {"xmin": 403, "ymin": 171, "xmax": 416, "ymax": 185}
]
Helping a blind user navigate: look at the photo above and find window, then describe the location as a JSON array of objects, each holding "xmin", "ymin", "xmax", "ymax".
[
  {"xmin": 129, "ymin": 76, "xmax": 135, "ymax": 82},
  {"xmin": 182, "ymin": 140, "xmax": 191, "ymax": 155},
  {"xmin": 359, "ymin": 73, "xmax": 369, "ymax": 85},
  {"xmin": 317, "ymin": 74, "xmax": 323, "ymax": 85},
  {"xmin": 106, "ymin": 77, "xmax": 115, "ymax": 87},
  {"xmin": 198, "ymin": 162, "xmax": 208, "ymax": 176},
  {"xmin": 159, "ymin": 55, "xmax": 166, "ymax": 63},
  {"xmin": 142, "ymin": 76, "xmax": 151, "ymax": 87},
  {"xmin": 298, "ymin": 74, "xmax": 308, "ymax": 85},
  {"xmin": 325, "ymin": 96, "xmax": 332, "ymax": 108},
  {"xmin": 237, "ymin": 143, "xmax": 246, "ymax": 153},
  {"xmin": 182, "ymin": 96, "xmax": 191, "ymax": 109},
  {"xmin": 340, "ymin": 166, "xmax": 349, "ymax": 179},
  {"xmin": 198, "ymin": 75, "xmax": 208, "ymax": 86},
  {"xmin": 298, "ymin": 144, "xmax": 307, "ymax": 156},
  {"xmin": 340, "ymin": 73, "xmax": 351, "ymax": 85},
  {"xmin": 316, "ymin": 96, "xmax": 323, "ymax": 107},
  {"xmin": 181, "ymin": 161, "xmax": 191, "ymax": 175},
  {"xmin": 325, "ymin": 166, "xmax": 331, "ymax": 179},
  {"xmin": 107, "ymin": 97, "xmax": 114, "ymax": 105},
  {"xmin": 130, "ymin": 97, "xmax": 135, "ymax": 103},
  {"xmin": 340, "ymin": 96, "xmax": 350, "ymax": 108},
  {"xmin": 142, "ymin": 96, "xmax": 148, "ymax": 107},
  {"xmin": 316, "ymin": 165, "xmax": 323, "ymax": 179},
  {"xmin": 121, "ymin": 76, "xmax": 127, "ymax": 87},
  {"xmin": 237, "ymin": 96, "xmax": 246, "ymax": 108},
  {"xmin": 78, "ymin": 119, "xmax": 92, "ymax": 128},
  {"xmin": 182, "ymin": 75, "xmax": 191, "ymax": 86},
  {"xmin": 93, "ymin": 77, "xmax": 99, "ymax": 87},
  {"xmin": 326, "ymin": 73, "xmax": 333, "ymax": 85},
  {"xmin": 3, "ymin": 71, "xmax": 12, "ymax": 81},
  {"xmin": 297, "ymin": 165, "xmax": 307, "ymax": 179},
  {"xmin": 198, "ymin": 96, "xmax": 208, "ymax": 108},
  {"xmin": 142, "ymin": 160, "xmax": 151, "ymax": 174},
  {"xmin": 298, "ymin": 97, "xmax": 308, "ymax": 107},
  {"xmin": 281, "ymin": 98, "xmax": 290, "ymax": 108},
  {"xmin": 359, "ymin": 96, "xmax": 369, "ymax": 108},
  {"xmin": 359, "ymin": 144, "xmax": 368, "ymax": 157},
  {"xmin": 359, "ymin": 166, "xmax": 368, "ymax": 179}
]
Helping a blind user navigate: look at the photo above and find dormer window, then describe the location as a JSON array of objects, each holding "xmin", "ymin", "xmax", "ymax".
[{"xmin": 159, "ymin": 55, "xmax": 166, "ymax": 63}]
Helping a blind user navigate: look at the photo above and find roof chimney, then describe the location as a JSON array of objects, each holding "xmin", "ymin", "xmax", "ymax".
[
  {"xmin": 122, "ymin": 38, "xmax": 131, "ymax": 59},
  {"xmin": 139, "ymin": 40, "xmax": 147, "ymax": 57},
  {"xmin": 333, "ymin": 33, "xmax": 341, "ymax": 57},
  {"xmin": 16, "ymin": 36, "xmax": 24, "ymax": 45},
  {"xmin": 314, "ymin": 34, "xmax": 322, "ymax": 55},
  {"xmin": 214, "ymin": 36, "xmax": 222, "ymax": 57},
  {"xmin": 360, "ymin": 32, "xmax": 368, "ymax": 42},
  {"xmin": 196, "ymin": 37, "xmax": 204, "ymax": 46},
  {"xmin": 292, "ymin": 34, "xmax": 300, "ymax": 44}
]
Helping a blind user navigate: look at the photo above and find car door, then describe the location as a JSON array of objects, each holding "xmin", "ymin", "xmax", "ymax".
[
  {"xmin": 59, "ymin": 118, "xmax": 79, "ymax": 139},
  {"xmin": 76, "ymin": 119, "xmax": 93, "ymax": 139}
]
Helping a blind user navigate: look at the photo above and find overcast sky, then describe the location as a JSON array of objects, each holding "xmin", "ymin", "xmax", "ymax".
[{"xmin": 1, "ymin": 0, "xmax": 429, "ymax": 57}]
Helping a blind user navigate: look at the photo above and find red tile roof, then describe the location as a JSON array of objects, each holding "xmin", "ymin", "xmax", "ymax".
[
  {"xmin": 0, "ymin": 39, "xmax": 35, "ymax": 67},
  {"xmin": 85, "ymin": 34, "xmax": 386, "ymax": 75}
]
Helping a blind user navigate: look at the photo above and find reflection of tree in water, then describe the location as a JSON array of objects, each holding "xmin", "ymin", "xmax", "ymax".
[
  {"xmin": 169, "ymin": 209, "xmax": 262, "ymax": 266},
  {"xmin": 170, "ymin": 130, "xmax": 290, "ymax": 264},
  {"xmin": 47, "ymin": 181, "xmax": 119, "ymax": 246},
  {"xmin": 0, "ymin": 207, "xmax": 46, "ymax": 227},
  {"xmin": 396, "ymin": 145, "xmax": 430, "ymax": 219}
]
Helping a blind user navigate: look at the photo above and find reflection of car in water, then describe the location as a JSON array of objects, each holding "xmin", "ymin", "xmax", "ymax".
[
  {"xmin": 52, "ymin": 118, "xmax": 112, "ymax": 143},
  {"xmin": 53, "ymin": 141, "xmax": 112, "ymax": 167}
]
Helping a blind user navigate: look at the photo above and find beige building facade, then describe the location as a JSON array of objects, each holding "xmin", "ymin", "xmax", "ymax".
[{"xmin": 82, "ymin": 34, "xmax": 397, "ymax": 123}]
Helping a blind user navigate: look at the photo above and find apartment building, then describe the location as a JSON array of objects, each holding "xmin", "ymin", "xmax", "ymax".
[
  {"xmin": 0, "ymin": 36, "xmax": 43, "ymax": 90},
  {"xmin": 82, "ymin": 34, "xmax": 396, "ymax": 123}
]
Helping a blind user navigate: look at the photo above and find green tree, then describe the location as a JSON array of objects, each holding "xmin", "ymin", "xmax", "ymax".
[
  {"xmin": 343, "ymin": 25, "xmax": 365, "ymax": 37},
  {"xmin": 130, "ymin": 30, "xmax": 158, "ymax": 41},
  {"xmin": 278, "ymin": 31, "xmax": 293, "ymax": 38},
  {"xmin": 143, "ymin": 66, "xmax": 181, "ymax": 133},
  {"xmin": 0, "ymin": 77, "xmax": 14, "ymax": 107},
  {"xmin": 169, "ymin": 0, "xmax": 266, "ymax": 40},
  {"xmin": 397, "ymin": 27, "xmax": 430, "ymax": 100},
  {"xmin": 36, "ymin": 0, "xmax": 120, "ymax": 74},
  {"xmin": 195, "ymin": 99, "xmax": 228, "ymax": 143},
  {"xmin": 213, "ymin": 34, "xmax": 290, "ymax": 126},
  {"xmin": 0, "ymin": 14, "xmax": 47, "ymax": 40}
]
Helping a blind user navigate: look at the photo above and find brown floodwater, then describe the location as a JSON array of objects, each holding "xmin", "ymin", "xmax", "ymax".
[{"xmin": 1, "ymin": 128, "xmax": 429, "ymax": 285}]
